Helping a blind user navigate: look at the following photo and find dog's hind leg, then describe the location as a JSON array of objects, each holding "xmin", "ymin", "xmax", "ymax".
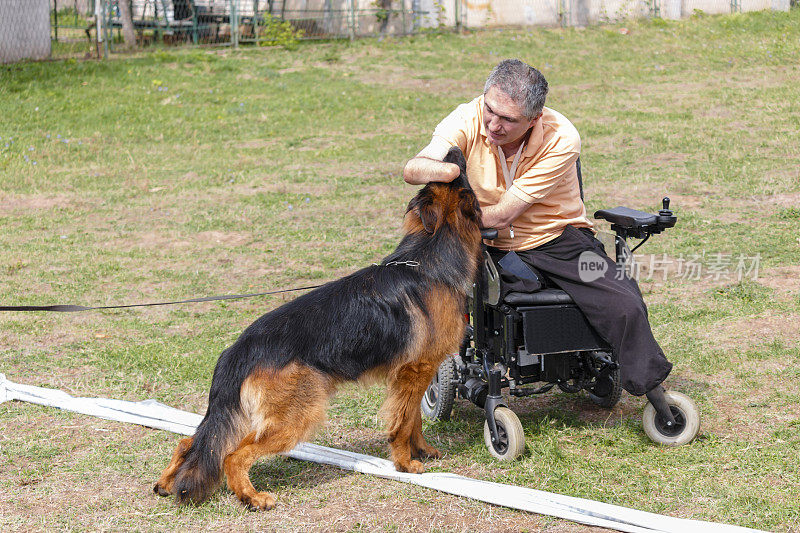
[
  {"xmin": 225, "ymin": 363, "xmax": 333, "ymax": 510},
  {"xmin": 153, "ymin": 437, "xmax": 193, "ymax": 496}
]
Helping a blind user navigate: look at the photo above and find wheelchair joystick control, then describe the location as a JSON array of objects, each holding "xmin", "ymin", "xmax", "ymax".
[
  {"xmin": 657, "ymin": 197, "xmax": 677, "ymax": 230},
  {"xmin": 660, "ymin": 197, "xmax": 672, "ymax": 216}
]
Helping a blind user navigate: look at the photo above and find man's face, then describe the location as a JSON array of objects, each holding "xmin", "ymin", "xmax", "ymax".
[{"xmin": 483, "ymin": 86, "xmax": 540, "ymax": 148}]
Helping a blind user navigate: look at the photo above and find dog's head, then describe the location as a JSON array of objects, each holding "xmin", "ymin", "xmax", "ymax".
[{"xmin": 406, "ymin": 147, "xmax": 482, "ymax": 235}]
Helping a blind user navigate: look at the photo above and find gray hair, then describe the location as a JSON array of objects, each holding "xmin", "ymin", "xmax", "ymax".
[{"xmin": 483, "ymin": 59, "xmax": 549, "ymax": 119}]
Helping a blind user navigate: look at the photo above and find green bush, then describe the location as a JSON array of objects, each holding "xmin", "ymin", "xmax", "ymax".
[{"xmin": 257, "ymin": 13, "xmax": 304, "ymax": 49}]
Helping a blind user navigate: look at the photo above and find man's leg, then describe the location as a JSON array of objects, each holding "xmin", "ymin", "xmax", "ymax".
[{"xmin": 513, "ymin": 225, "xmax": 672, "ymax": 396}]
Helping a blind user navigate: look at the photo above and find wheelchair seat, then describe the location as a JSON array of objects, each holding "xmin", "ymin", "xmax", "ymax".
[
  {"xmin": 503, "ymin": 288, "xmax": 574, "ymax": 306},
  {"xmin": 488, "ymin": 253, "xmax": 575, "ymax": 307}
]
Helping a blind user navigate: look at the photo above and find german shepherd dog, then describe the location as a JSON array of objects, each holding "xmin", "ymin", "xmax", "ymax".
[{"xmin": 153, "ymin": 147, "xmax": 482, "ymax": 510}]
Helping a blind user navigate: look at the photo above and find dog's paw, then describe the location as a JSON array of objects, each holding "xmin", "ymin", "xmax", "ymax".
[
  {"xmin": 413, "ymin": 445, "xmax": 441, "ymax": 460},
  {"xmin": 242, "ymin": 491, "xmax": 276, "ymax": 511},
  {"xmin": 395, "ymin": 459, "xmax": 425, "ymax": 474}
]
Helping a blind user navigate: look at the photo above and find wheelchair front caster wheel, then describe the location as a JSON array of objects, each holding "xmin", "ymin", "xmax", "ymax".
[
  {"xmin": 421, "ymin": 356, "xmax": 457, "ymax": 421},
  {"xmin": 642, "ymin": 391, "xmax": 700, "ymax": 446},
  {"xmin": 483, "ymin": 407, "xmax": 525, "ymax": 461}
]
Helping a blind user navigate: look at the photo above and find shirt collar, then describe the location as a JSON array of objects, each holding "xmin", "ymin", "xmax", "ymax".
[{"xmin": 522, "ymin": 118, "xmax": 544, "ymax": 159}]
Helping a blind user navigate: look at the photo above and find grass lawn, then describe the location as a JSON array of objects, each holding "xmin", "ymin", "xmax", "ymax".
[{"xmin": 2, "ymin": 9, "xmax": 799, "ymax": 532}]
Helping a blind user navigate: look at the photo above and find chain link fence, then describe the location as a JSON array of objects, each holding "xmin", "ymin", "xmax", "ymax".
[{"xmin": 0, "ymin": 0, "xmax": 795, "ymax": 62}]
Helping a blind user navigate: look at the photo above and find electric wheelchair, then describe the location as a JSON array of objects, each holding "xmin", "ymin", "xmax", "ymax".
[{"xmin": 420, "ymin": 178, "xmax": 701, "ymax": 460}]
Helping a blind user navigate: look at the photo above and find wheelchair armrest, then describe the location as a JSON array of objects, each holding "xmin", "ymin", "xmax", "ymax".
[
  {"xmin": 594, "ymin": 207, "xmax": 658, "ymax": 228},
  {"xmin": 481, "ymin": 228, "xmax": 499, "ymax": 240},
  {"xmin": 594, "ymin": 198, "xmax": 678, "ymax": 241}
]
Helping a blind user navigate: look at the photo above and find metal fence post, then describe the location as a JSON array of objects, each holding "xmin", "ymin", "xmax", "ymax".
[
  {"xmin": 650, "ymin": 0, "xmax": 661, "ymax": 18},
  {"xmin": 101, "ymin": 0, "xmax": 109, "ymax": 58},
  {"xmin": 230, "ymin": 0, "xmax": 240, "ymax": 47},
  {"xmin": 54, "ymin": 0, "xmax": 59, "ymax": 42},
  {"xmin": 347, "ymin": 0, "xmax": 356, "ymax": 40}
]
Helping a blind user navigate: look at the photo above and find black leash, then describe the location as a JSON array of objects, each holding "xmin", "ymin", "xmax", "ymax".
[
  {"xmin": 0, "ymin": 285, "xmax": 323, "ymax": 313},
  {"xmin": 0, "ymin": 260, "xmax": 421, "ymax": 313}
]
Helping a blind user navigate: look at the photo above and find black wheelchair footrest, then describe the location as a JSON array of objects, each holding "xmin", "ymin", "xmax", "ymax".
[{"xmin": 504, "ymin": 288, "xmax": 574, "ymax": 306}]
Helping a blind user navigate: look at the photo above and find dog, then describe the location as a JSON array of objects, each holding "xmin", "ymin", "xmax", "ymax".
[{"xmin": 153, "ymin": 147, "xmax": 483, "ymax": 510}]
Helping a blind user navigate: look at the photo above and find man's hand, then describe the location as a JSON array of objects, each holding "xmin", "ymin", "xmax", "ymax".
[{"xmin": 403, "ymin": 157, "xmax": 461, "ymax": 185}]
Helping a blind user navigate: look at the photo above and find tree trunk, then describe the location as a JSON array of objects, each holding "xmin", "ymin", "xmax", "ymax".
[{"xmin": 117, "ymin": 0, "xmax": 137, "ymax": 48}]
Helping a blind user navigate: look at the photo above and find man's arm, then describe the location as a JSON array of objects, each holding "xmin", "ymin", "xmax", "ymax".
[
  {"xmin": 404, "ymin": 156, "xmax": 530, "ymax": 228},
  {"xmin": 480, "ymin": 193, "xmax": 530, "ymax": 229},
  {"xmin": 403, "ymin": 156, "xmax": 461, "ymax": 185}
]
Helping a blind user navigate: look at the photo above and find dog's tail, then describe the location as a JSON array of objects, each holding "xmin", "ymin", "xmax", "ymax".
[{"xmin": 172, "ymin": 347, "xmax": 251, "ymax": 506}]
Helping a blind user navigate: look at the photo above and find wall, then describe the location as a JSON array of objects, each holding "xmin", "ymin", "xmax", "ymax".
[{"xmin": 0, "ymin": 0, "xmax": 51, "ymax": 63}]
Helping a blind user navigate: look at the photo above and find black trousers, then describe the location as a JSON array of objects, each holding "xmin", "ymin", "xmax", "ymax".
[{"xmin": 490, "ymin": 225, "xmax": 672, "ymax": 396}]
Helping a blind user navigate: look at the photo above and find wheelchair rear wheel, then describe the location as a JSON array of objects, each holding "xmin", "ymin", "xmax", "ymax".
[
  {"xmin": 483, "ymin": 407, "xmax": 525, "ymax": 461},
  {"xmin": 587, "ymin": 367, "xmax": 622, "ymax": 408},
  {"xmin": 642, "ymin": 391, "xmax": 700, "ymax": 446},
  {"xmin": 421, "ymin": 356, "xmax": 457, "ymax": 421}
]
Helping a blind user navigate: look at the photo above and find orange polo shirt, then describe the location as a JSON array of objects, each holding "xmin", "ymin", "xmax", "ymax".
[{"xmin": 418, "ymin": 95, "xmax": 592, "ymax": 251}]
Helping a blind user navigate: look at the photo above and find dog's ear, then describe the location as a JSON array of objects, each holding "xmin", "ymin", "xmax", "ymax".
[
  {"xmin": 407, "ymin": 187, "xmax": 443, "ymax": 233},
  {"xmin": 458, "ymin": 189, "xmax": 482, "ymax": 222},
  {"xmin": 418, "ymin": 201, "xmax": 443, "ymax": 233}
]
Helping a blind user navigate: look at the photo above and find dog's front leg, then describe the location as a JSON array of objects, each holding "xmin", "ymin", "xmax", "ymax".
[
  {"xmin": 410, "ymin": 412, "xmax": 441, "ymax": 460},
  {"xmin": 384, "ymin": 362, "xmax": 438, "ymax": 473}
]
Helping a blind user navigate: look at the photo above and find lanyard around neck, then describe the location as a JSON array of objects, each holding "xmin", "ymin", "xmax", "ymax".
[
  {"xmin": 497, "ymin": 142, "xmax": 525, "ymax": 189},
  {"xmin": 495, "ymin": 142, "xmax": 525, "ymax": 239}
]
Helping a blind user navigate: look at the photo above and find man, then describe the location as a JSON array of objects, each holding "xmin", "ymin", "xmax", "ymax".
[{"xmin": 403, "ymin": 59, "xmax": 671, "ymax": 397}]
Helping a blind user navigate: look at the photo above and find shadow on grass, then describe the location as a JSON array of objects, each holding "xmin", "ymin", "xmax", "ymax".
[
  {"xmin": 249, "ymin": 455, "xmax": 356, "ymax": 492},
  {"xmin": 248, "ymin": 434, "xmax": 391, "ymax": 492}
]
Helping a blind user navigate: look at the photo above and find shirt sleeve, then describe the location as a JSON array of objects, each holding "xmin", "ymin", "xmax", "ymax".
[
  {"xmin": 508, "ymin": 149, "xmax": 580, "ymax": 204},
  {"xmin": 415, "ymin": 101, "xmax": 474, "ymax": 159}
]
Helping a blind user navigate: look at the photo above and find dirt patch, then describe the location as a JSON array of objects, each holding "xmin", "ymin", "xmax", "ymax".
[
  {"xmin": 355, "ymin": 67, "xmax": 479, "ymax": 95},
  {"xmin": 683, "ymin": 358, "xmax": 800, "ymax": 440},
  {"xmin": 0, "ymin": 310, "xmax": 111, "ymax": 352},
  {"xmin": 117, "ymin": 229, "xmax": 253, "ymax": 253},
  {"xmin": 754, "ymin": 265, "xmax": 800, "ymax": 296},
  {"xmin": 254, "ymin": 180, "xmax": 334, "ymax": 196},
  {"xmin": 588, "ymin": 184, "xmax": 800, "ymax": 227},
  {"xmin": 698, "ymin": 105, "xmax": 735, "ymax": 120},
  {"xmin": 233, "ymin": 139, "xmax": 280, "ymax": 150},
  {"xmin": 698, "ymin": 311, "xmax": 800, "ymax": 351},
  {"xmin": 586, "ymin": 181, "xmax": 706, "ymax": 213},
  {"xmin": 757, "ymin": 191, "xmax": 800, "ymax": 209},
  {"xmin": 196, "ymin": 231, "xmax": 252, "ymax": 247},
  {"xmin": 0, "ymin": 193, "xmax": 74, "ymax": 213},
  {"xmin": 626, "ymin": 65, "xmax": 799, "ymax": 103}
]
